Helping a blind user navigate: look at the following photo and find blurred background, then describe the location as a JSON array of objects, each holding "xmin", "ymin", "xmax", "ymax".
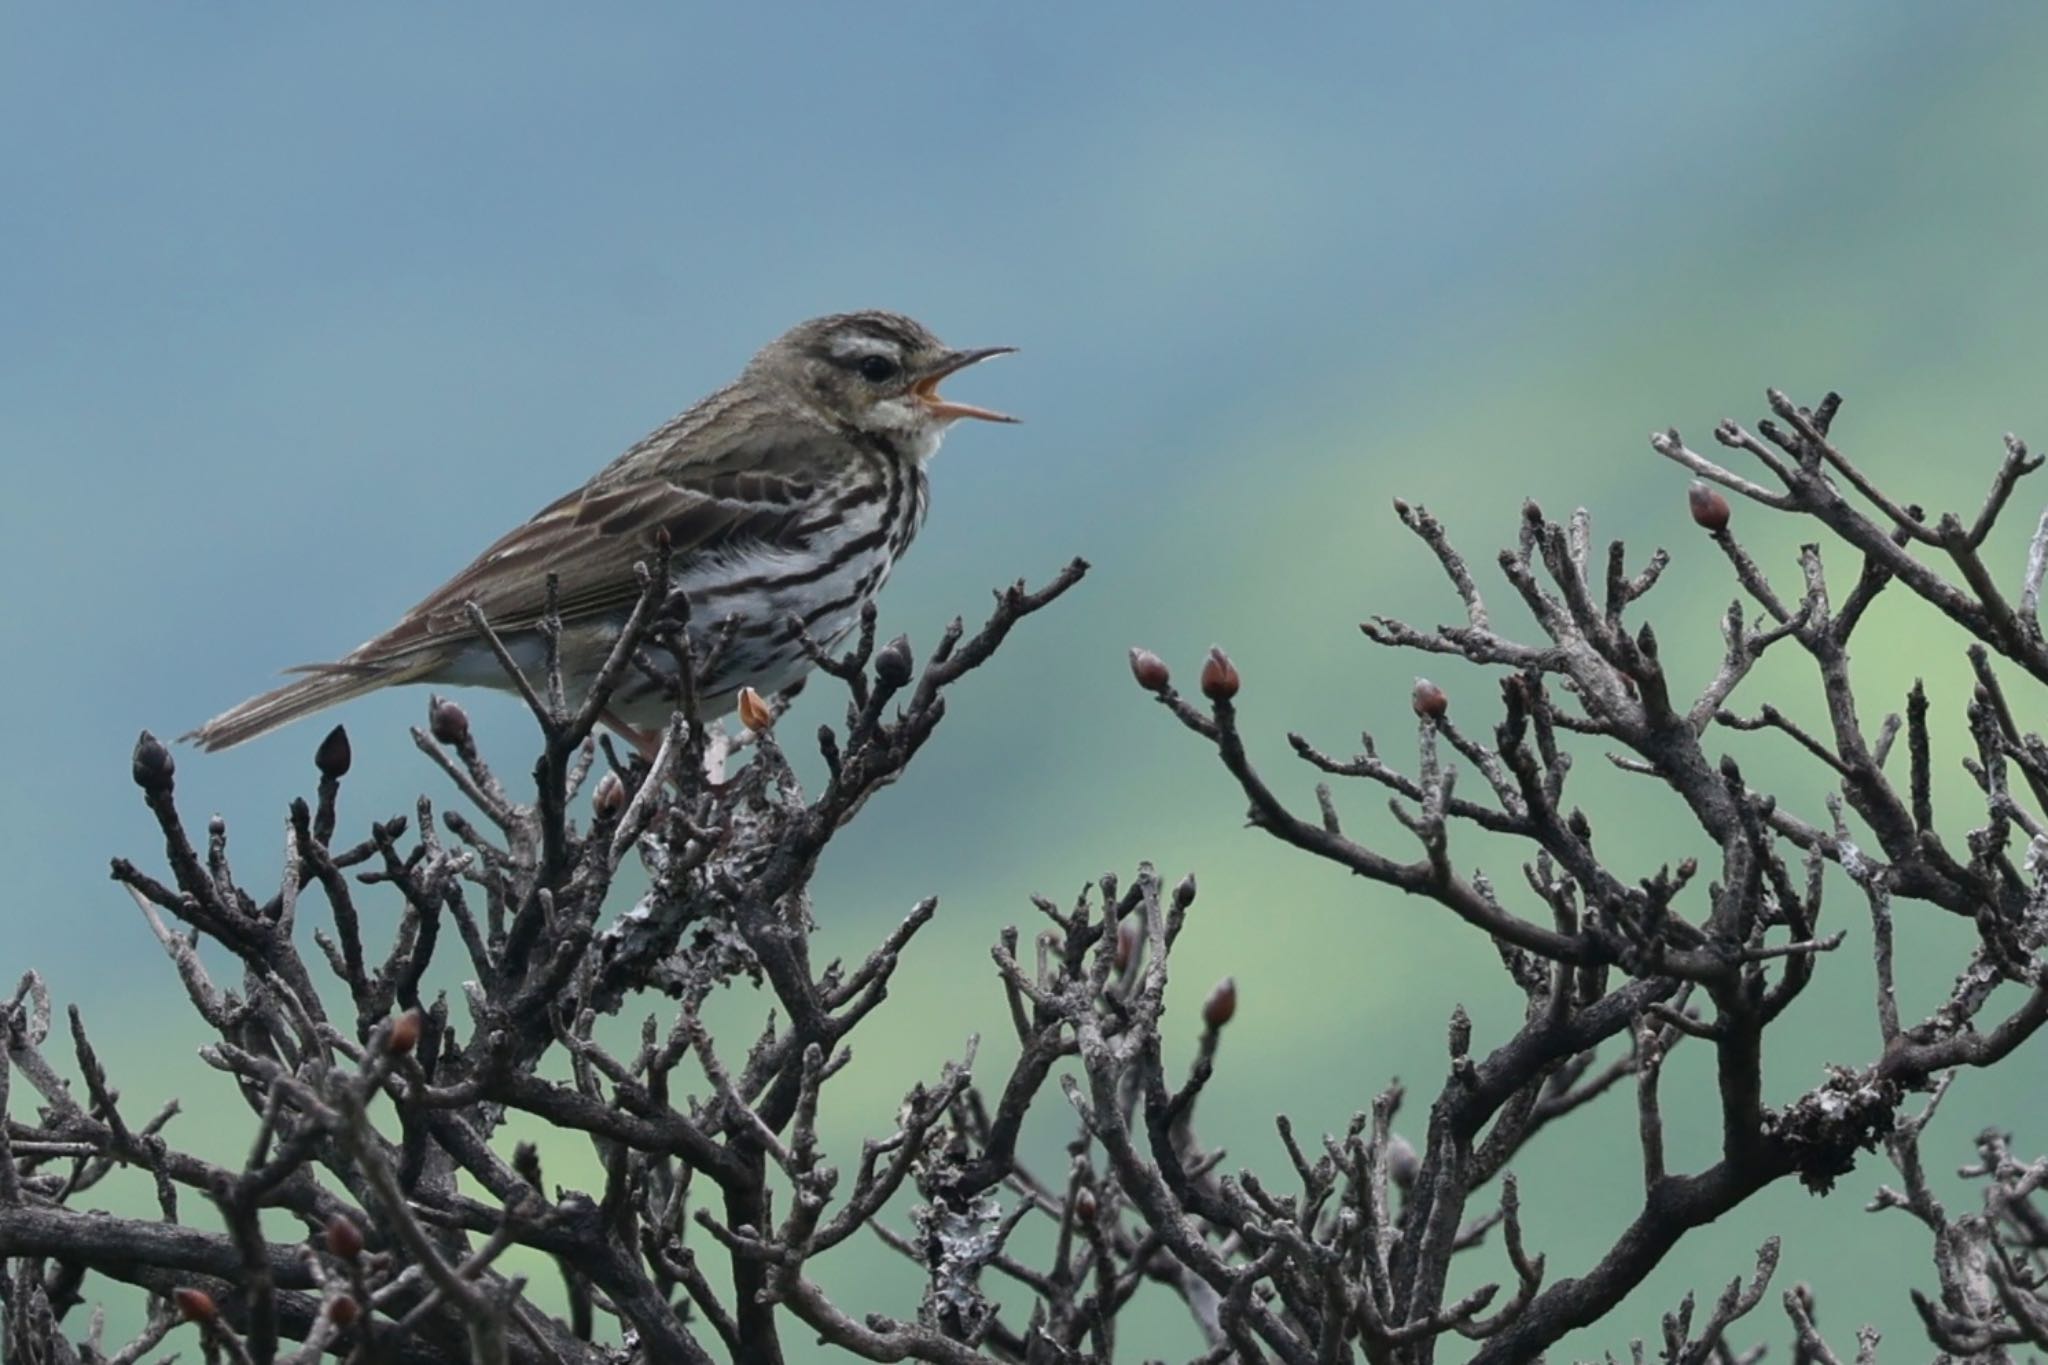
[{"xmin": 7, "ymin": 4, "xmax": 2048, "ymax": 1358}]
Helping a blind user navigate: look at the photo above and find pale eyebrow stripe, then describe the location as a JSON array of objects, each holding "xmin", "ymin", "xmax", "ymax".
[{"xmin": 829, "ymin": 333, "xmax": 902, "ymax": 360}]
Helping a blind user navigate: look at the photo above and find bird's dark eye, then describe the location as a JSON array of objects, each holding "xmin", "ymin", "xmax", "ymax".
[{"xmin": 857, "ymin": 354, "xmax": 899, "ymax": 383}]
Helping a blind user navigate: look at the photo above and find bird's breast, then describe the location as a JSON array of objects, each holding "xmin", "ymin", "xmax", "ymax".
[{"xmin": 678, "ymin": 460, "xmax": 927, "ymax": 684}]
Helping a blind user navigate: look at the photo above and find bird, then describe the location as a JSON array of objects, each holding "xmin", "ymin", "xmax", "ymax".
[{"xmin": 187, "ymin": 311, "xmax": 1017, "ymax": 753}]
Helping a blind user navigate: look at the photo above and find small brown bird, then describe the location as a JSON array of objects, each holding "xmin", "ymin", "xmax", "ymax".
[{"xmin": 188, "ymin": 311, "xmax": 1016, "ymax": 752}]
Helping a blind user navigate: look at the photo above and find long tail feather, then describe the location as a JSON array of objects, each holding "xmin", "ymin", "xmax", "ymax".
[{"xmin": 183, "ymin": 663, "xmax": 420, "ymax": 752}]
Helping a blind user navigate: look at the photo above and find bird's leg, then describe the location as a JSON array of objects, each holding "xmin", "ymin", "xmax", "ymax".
[
  {"xmin": 601, "ymin": 711, "xmax": 665, "ymax": 767},
  {"xmin": 600, "ymin": 711, "xmax": 731, "ymax": 786}
]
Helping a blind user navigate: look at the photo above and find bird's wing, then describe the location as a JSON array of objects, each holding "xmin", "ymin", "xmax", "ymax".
[{"xmin": 340, "ymin": 455, "xmax": 827, "ymax": 667}]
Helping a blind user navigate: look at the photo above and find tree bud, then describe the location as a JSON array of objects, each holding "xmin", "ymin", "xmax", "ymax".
[
  {"xmin": 387, "ymin": 1009, "xmax": 423, "ymax": 1057},
  {"xmin": 131, "ymin": 731, "xmax": 174, "ymax": 792},
  {"xmin": 324, "ymin": 1214, "xmax": 364, "ymax": 1260},
  {"xmin": 874, "ymin": 634, "xmax": 915, "ymax": 688},
  {"xmin": 1113, "ymin": 918, "xmax": 1138, "ymax": 973},
  {"xmin": 592, "ymin": 770, "xmax": 626, "ymax": 820},
  {"xmin": 737, "ymin": 686, "xmax": 774, "ymax": 733},
  {"xmin": 174, "ymin": 1287, "xmax": 217, "ymax": 1323},
  {"xmin": 1199, "ymin": 647, "xmax": 1240, "ymax": 702},
  {"xmin": 1412, "ymin": 677, "xmax": 1448, "ymax": 720},
  {"xmin": 1387, "ymin": 1132, "xmax": 1420, "ymax": 1187},
  {"xmin": 1073, "ymin": 1187, "xmax": 1098, "ymax": 1222},
  {"xmin": 1202, "ymin": 976, "xmax": 1238, "ymax": 1029},
  {"xmin": 1688, "ymin": 481, "xmax": 1731, "ymax": 532},
  {"xmin": 428, "ymin": 696, "xmax": 470, "ymax": 746},
  {"xmin": 314, "ymin": 724, "xmax": 352, "ymax": 779},
  {"xmin": 513, "ymin": 1140, "xmax": 543, "ymax": 1189},
  {"xmin": 327, "ymin": 1294, "xmax": 360, "ymax": 1326},
  {"xmin": 1128, "ymin": 647, "xmax": 1170, "ymax": 693}
]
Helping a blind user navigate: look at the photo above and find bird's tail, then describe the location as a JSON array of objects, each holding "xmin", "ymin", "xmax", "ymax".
[{"xmin": 183, "ymin": 660, "xmax": 425, "ymax": 752}]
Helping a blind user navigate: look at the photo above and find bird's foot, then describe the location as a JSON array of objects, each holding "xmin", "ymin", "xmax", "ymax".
[{"xmin": 600, "ymin": 712, "xmax": 731, "ymax": 787}]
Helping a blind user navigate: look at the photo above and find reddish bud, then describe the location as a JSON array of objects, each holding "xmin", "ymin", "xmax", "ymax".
[
  {"xmin": 1073, "ymin": 1186, "xmax": 1098, "ymax": 1222},
  {"xmin": 387, "ymin": 1009, "xmax": 423, "ymax": 1057},
  {"xmin": 174, "ymin": 1287, "xmax": 217, "ymax": 1323},
  {"xmin": 1688, "ymin": 482, "xmax": 1731, "ymax": 532},
  {"xmin": 1113, "ymin": 918, "xmax": 1139, "ymax": 973},
  {"xmin": 737, "ymin": 686, "xmax": 774, "ymax": 733},
  {"xmin": 315, "ymin": 724, "xmax": 352, "ymax": 780},
  {"xmin": 1128, "ymin": 647, "xmax": 1171, "ymax": 693},
  {"xmin": 324, "ymin": 1213, "xmax": 364, "ymax": 1260},
  {"xmin": 428, "ymin": 695, "xmax": 470, "ymax": 746},
  {"xmin": 1202, "ymin": 976, "xmax": 1238, "ymax": 1029},
  {"xmin": 592, "ymin": 770, "xmax": 627, "ymax": 821},
  {"xmin": 1411, "ymin": 678, "xmax": 1448, "ymax": 720},
  {"xmin": 326, "ymin": 1294, "xmax": 360, "ymax": 1327},
  {"xmin": 874, "ymin": 634, "xmax": 915, "ymax": 689},
  {"xmin": 1199, "ymin": 647, "xmax": 1240, "ymax": 703},
  {"xmin": 131, "ymin": 731, "xmax": 175, "ymax": 792}
]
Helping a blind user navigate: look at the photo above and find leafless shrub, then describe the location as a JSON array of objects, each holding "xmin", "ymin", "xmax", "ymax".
[{"xmin": 5, "ymin": 389, "xmax": 2048, "ymax": 1363}]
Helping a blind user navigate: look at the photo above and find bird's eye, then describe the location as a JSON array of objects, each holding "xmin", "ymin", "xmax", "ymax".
[{"xmin": 857, "ymin": 354, "xmax": 899, "ymax": 383}]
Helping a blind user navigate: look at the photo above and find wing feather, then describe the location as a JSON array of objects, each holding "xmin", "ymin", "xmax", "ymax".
[
  {"xmin": 325, "ymin": 379, "xmax": 860, "ymax": 666},
  {"xmin": 348, "ymin": 453, "xmax": 834, "ymax": 665}
]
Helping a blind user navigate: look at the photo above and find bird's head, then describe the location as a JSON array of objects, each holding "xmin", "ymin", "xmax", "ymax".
[{"xmin": 750, "ymin": 311, "xmax": 1016, "ymax": 454}]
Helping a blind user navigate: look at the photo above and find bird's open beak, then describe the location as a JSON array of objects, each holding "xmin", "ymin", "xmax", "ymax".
[{"xmin": 914, "ymin": 347, "xmax": 1019, "ymax": 423}]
